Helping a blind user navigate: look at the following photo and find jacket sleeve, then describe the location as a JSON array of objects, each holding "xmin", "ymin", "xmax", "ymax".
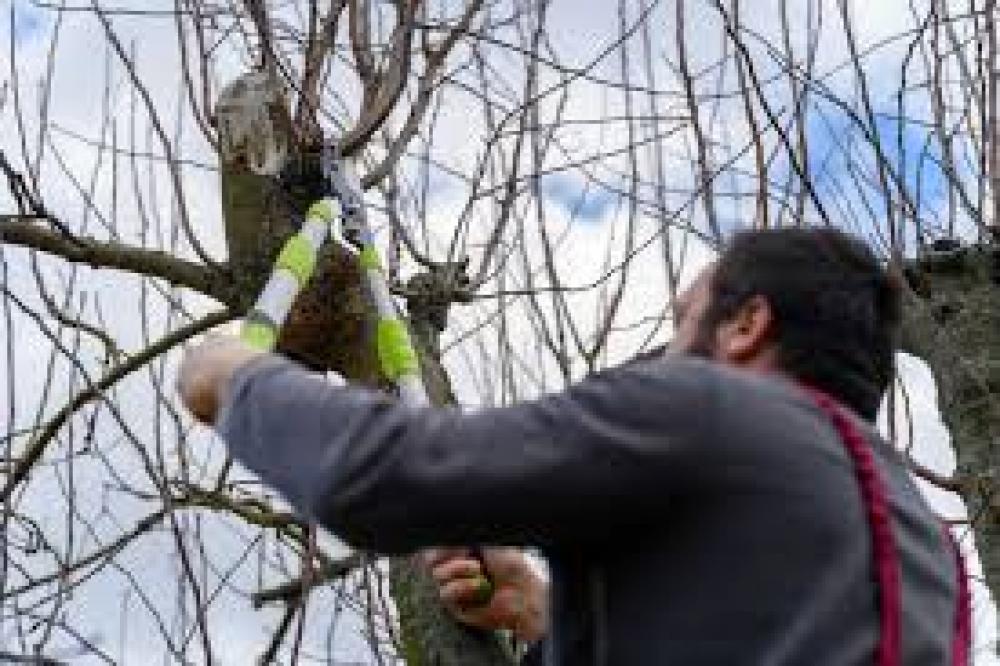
[{"xmin": 215, "ymin": 354, "xmax": 716, "ymax": 552}]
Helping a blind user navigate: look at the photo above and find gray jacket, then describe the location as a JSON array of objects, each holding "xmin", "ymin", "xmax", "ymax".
[{"xmin": 216, "ymin": 354, "xmax": 962, "ymax": 665}]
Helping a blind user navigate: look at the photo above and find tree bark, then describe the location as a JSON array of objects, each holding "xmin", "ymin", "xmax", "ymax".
[{"xmin": 900, "ymin": 243, "xmax": 1000, "ymax": 646}]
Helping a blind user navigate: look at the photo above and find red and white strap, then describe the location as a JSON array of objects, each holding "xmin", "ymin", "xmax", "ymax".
[{"xmin": 803, "ymin": 387, "xmax": 971, "ymax": 666}]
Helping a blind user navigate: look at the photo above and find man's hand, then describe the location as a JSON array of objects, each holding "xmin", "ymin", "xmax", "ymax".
[
  {"xmin": 422, "ymin": 547, "xmax": 548, "ymax": 643},
  {"xmin": 177, "ymin": 335, "xmax": 264, "ymax": 424}
]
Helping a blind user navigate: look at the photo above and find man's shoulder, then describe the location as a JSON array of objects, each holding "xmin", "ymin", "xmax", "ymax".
[
  {"xmin": 588, "ymin": 355, "xmax": 727, "ymax": 412},
  {"xmin": 614, "ymin": 353, "xmax": 723, "ymax": 383},
  {"xmin": 620, "ymin": 354, "xmax": 805, "ymax": 407}
]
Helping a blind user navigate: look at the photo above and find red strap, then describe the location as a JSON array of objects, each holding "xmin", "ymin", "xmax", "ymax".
[
  {"xmin": 942, "ymin": 526, "xmax": 973, "ymax": 666},
  {"xmin": 803, "ymin": 387, "xmax": 902, "ymax": 666}
]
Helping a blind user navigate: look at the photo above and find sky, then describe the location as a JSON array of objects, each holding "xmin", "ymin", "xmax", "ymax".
[{"xmin": 2, "ymin": 0, "xmax": 998, "ymax": 663}]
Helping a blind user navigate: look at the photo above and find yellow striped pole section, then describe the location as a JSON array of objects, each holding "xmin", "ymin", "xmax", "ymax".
[
  {"xmin": 358, "ymin": 244, "xmax": 495, "ymax": 604},
  {"xmin": 355, "ymin": 234, "xmax": 428, "ymax": 407},
  {"xmin": 336, "ymin": 157, "xmax": 493, "ymax": 604},
  {"xmin": 335, "ymin": 157, "xmax": 428, "ymax": 408},
  {"xmin": 240, "ymin": 198, "xmax": 339, "ymax": 351}
]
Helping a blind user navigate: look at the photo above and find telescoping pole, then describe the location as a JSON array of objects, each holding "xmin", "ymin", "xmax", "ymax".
[
  {"xmin": 326, "ymin": 156, "xmax": 495, "ymax": 604},
  {"xmin": 237, "ymin": 150, "xmax": 494, "ymax": 604}
]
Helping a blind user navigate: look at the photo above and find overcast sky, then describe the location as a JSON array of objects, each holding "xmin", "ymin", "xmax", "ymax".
[{"xmin": 2, "ymin": 0, "xmax": 997, "ymax": 663}]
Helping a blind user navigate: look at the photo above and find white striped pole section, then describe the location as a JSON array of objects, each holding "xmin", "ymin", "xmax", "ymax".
[{"xmin": 240, "ymin": 198, "xmax": 339, "ymax": 351}]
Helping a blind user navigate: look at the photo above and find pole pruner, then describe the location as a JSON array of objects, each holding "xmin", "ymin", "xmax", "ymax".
[{"xmin": 238, "ymin": 142, "xmax": 495, "ymax": 606}]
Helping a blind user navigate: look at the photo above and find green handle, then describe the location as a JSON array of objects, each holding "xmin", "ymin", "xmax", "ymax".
[{"xmin": 467, "ymin": 549, "xmax": 496, "ymax": 607}]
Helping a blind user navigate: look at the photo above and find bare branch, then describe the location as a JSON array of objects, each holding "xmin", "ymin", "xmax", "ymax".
[
  {"xmin": 1, "ymin": 309, "xmax": 234, "ymax": 504},
  {"xmin": 362, "ymin": 0, "xmax": 486, "ymax": 189},
  {"xmin": 341, "ymin": 0, "xmax": 423, "ymax": 156},
  {"xmin": 0, "ymin": 218, "xmax": 230, "ymax": 302}
]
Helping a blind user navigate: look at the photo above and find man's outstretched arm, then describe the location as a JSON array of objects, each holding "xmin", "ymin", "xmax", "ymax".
[{"xmin": 178, "ymin": 336, "xmax": 714, "ymax": 552}]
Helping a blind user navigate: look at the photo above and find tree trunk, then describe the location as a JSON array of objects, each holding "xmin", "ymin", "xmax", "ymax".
[{"xmin": 901, "ymin": 242, "xmax": 1000, "ymax": 645}]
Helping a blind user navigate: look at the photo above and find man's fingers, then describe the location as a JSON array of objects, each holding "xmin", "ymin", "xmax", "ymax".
[
  {"xmin": 430, "ymin": 557, "xmax": 482, "ymax": 585},
  {"xmin": 480, "ymin": 547, "xmax": 528, "ymax": 579},
  {"xmin": 440, "ymin": 577, "xmax": 493, "ymax": 608},
  {"xmin": 420, "ymin": 547, "xmax": 471, "ymax": 570}
]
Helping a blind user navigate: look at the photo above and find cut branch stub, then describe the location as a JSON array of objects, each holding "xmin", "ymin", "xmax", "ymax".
[
  {"xmin": 405, "ymin": 259, "xmax": 472, "ymax": 354},
  {"xmin": 216, "ymin": 75, "xmax": 379, "ymax": 382},
  {"xmin": 403, "ymin": 259, "xmax": 473, "ymax": 405},
  {"xmin": 216, "ymin": 71, "xmax": 291, "ymax": 177}
]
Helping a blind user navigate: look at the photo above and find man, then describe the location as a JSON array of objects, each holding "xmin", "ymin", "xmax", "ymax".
[{"xmin": 179, "ymin": 228, "xmax": 967, "ymax": 664}]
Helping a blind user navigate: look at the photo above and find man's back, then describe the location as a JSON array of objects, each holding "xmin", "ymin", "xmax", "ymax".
[
  {"xmin": 539, "ymin": 358, "xmax": 958, "ymax": 665},
  {"xmin": 216, "ymin": 354, "xmax": 961, "ymax": 665}
]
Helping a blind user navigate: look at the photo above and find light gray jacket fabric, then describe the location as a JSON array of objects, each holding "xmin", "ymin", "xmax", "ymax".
[{"xmin": 216, "ymin": 354, "xmax": 960, "ymax": 665}]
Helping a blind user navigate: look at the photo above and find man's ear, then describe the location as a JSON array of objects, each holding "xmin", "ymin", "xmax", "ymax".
[{"xmin": 716, "ymin": 295, "xmax": 775, "ymax": 363}]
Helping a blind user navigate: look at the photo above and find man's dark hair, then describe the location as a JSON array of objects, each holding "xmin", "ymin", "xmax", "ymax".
[{"xmin": 699, "ymin": 228, "xmax": 902, "ymax": 420}]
